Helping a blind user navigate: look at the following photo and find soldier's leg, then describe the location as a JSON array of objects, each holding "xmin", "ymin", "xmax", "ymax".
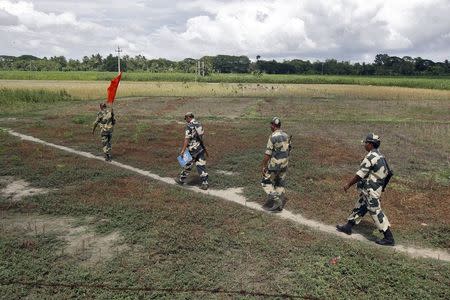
[
  {"xmin": 177, "ymin": 160, "xmax": 193, "ymax": 184},
  {"xmin": 347, "ymin": 194, "xmax": 369, "ymax": 225},
  {"xmin": 101, "ymin": 134, "xmax": 112, "ymax": 161},
  {"xmin": 194, "ymin": 152, "xmax": 208, "ymax": 190},
  {"xmin": 261, "ymin": 171, "xmax": 277, "ymax": 210},
  {"xmin": 366, "ymin": 196, "xmax": 390, "ymax": 231},
  {"xmin": 273, "ymin": 171, "xmax": 287, "ymax": 210},
  {"xmin": 367, "ymin": 196, "xmax": 395, "ymax": 245},
  {"xmin": 337, "ymin": 194, "xmax": 367, "ymax": 234}
]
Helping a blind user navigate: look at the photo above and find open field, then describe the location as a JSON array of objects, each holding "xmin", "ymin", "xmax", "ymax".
[
  {"xmin": 0, "ymin": 83, "xmax": 449, "ymax": 298},
  {"xmin": 2, "ymin": 80, "xmax": 450, "ymax": 103},
  {"xmin": 0, "ymin": 71, "xmax": 449, "ymax": 90}
]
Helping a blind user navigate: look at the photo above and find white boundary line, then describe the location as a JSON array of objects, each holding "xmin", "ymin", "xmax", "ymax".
[{"xmin": 4, "ymin": 129, "xmax": 450, "ymax": 262}]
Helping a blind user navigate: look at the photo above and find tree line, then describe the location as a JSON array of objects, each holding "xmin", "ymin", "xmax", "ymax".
[{"xmin": 0, "ymin": 53, "xmax": 449, "ymax": 76}]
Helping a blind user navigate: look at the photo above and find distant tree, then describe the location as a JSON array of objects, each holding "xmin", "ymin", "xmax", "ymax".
[
  {"xmin": 0, "ymin": 53, "xmax": 448, "ymax": 75},
  {"xmin": 212, "ymin": 55, "xmax": 250, "ymax": 73},
  {"xmin": 103, "ymin": 54, "xmax": 117, "ymax": 71},
  {"xmin": 177, "ymin": 58, "xmax": 197, "ymax": 73},
  {"xmin": 374, "ymin": 54, "xmax": 390, "ymax": 66}
]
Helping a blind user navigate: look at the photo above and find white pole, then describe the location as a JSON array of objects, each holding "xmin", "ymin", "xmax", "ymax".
[{"xmin": 116, "ymin": 46, "xmax": 122, "ymax": 74}]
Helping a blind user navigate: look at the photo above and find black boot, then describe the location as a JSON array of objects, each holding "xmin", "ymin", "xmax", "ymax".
[
  {"xmin": 280, "ymin": 195, "xmax": 288, "ymax": 209},
  {"xmin": 175, "ymin": 177, "xmax": 185, "ymax": 185},
  {"xmin": 376, "ymin": 227, "xmax": 395, "ymax": 246},
  {"xmin": 267, "ymin": 195, "xmax": 282, "ymax": 213},
  {"xmin": 200, "ymin": 181, "xmax": 209, "ymax": 190},
  {"xmin": 336, "ymin": 221, "xmax": 354, "ymax": 235},
  {"xmin": 105, "ymin": 154, "xmax": 112, "ymax": 162},
  {"xmin": 262, "ymin": 194, "xmax": 275, "ymax": 210}
]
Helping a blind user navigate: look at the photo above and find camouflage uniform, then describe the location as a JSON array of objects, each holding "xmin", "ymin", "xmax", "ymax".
[
  {"xmin": 261, "ymin": 126, "xmax": 290, "ymax": 210},
  {"xmin": 178, "ymin": 118, "xmax": 208, "ymax": 185},
  {"xmin": 347, "ymin": 149, "xmax": 391, "ymax": 231},
  {"xmin": 93, "ymin": 107, "xmax": 115, "ymax": 160}
]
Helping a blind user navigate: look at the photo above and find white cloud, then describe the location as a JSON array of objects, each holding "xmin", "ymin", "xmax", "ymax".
[
  {"xmin": 0, "ymin": 7, "xmax": 18, "ymax": 25},
  {"xmin": 0, "ymin": 0, "xmax": 448, "ymax": 62}
]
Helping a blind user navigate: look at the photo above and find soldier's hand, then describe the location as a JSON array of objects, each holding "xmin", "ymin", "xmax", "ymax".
[
  {"xmin": 261, "ymin": 167, "xmax": 267, "ymax": 177},
  {"xmin": 343, "ymin": 183, "xmax": 350, "ymax": 192}
]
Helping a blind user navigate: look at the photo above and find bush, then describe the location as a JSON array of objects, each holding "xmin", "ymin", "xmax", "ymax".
[{"xmin": 0, "ymin": 88, "xmax": 72, "ymax": 105}]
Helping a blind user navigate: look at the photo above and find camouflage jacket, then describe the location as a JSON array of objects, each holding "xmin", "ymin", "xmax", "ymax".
[
  {"xmin": 93, "ymin": 109, "xmax": 115, "ymax": 134},
  {"xmin": 356, "ymin": 149, "xmax": 389, "ymax": 198},
  {"xmin": 185, "ymin": 119, "xmax": 204, "ymax": 153},
  {"xmin": 265, "ymin": 129, "xmax": 290, "ymax": 172}
]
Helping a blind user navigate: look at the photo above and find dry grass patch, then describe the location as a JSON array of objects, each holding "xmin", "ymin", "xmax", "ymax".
[
  {"xmin": 1, "ymin": 212, "xmax": 128, "ymax": 266},
  {"xmin": 0, "ymin": 177, "xmax": 51, "ymax": 202},
  {"xmin": 1, "ymin": 80, "xmax": 449, "ymax": 101}
]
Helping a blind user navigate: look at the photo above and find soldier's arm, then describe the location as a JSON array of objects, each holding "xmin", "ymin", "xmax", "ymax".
[
  {"xmin": 343, "ymin": 175, "xmax": 361, "ymax": 192},
  {"xmin": 262, "ymin": 137, "xmax": 273, "ymax": 175},
  {"xmin": 180, "ymin": 138, "xmax": 189, "ymax": 156},
  {"xmin": 180, "ymin": 126, "xmax": 192, "ymax": 155},
  {"xmin": 92, "ymin": 115, "xmax": 100, "ymax": 134},
  {"xmin": 356, "ymin": 157, "xmax": 371, "ymax": 179},
  {"xmin": 344, "ymin": 157, "xmax": 371, "ymax": 192},
  {"xmin": 261, "ymin": 154, "xmax": 271, "ymax": 176}
]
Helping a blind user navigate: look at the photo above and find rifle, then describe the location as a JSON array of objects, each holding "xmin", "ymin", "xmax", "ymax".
[
  {"xmin": 192, "ymin": 126, "xmax": 209, "ymax": 157},
  {"xmin": 382, "ymin": 158, "xmax": 393, "ymax": 192},
  {"xmin": 288, "ymin": 135, "xmax": 292, "ymax": 154}
]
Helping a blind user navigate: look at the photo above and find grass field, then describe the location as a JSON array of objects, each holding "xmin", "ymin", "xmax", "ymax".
[
  {"xmin": 0, "ymin": 83, "xmax": 449, "ymax": 298},
  {"xmin": 0, "ymin": 71, "xmax": 449, "ymax": 90},
  {"xmin": 1, "ymin": 80, "xmax": 450, "ymax": 103}
]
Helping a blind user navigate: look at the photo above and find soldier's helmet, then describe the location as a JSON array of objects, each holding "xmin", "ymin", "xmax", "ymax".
[
  {"xmin": 184, "ymin": 112, "xmax": 194, "ymax": 119},
  {"xmin": 271, "ymin": 117, "xmax": 281, "ymax": 126},
  {"xmin": 363, "ymin": 133, "xmax": 381, "ymax": 148},
  {"xmin": 100, "ymin": 103, "xmax": 107, "ymax": 109}
]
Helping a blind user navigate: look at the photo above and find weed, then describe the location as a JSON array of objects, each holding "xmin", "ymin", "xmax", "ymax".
[{"xmin": 72, "ymin": 115, "xmax": 89, "ymax": 125}]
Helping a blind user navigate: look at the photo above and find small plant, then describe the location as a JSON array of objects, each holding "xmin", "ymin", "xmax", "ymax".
[{"xmin": 72, "ymin": 115, "xmax": 89, "ymax": 124}]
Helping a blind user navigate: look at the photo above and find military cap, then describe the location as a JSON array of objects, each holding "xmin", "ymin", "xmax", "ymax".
[
  {"xmin": 363, "ymin": 133, "xmax": 381, "ymax": 147},
  {"xmin": 184, "ymin": 112, "xmax": 194, "ymax": 118},
  {"xmin": 271, "ymin": 117, "xmax": 281, "ymax": 126}
]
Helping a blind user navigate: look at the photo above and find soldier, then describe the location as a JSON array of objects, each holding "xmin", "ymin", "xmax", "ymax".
[
  {"xmin": 175, "ymin": 112, "xmax": 209, "ymax": 190},
  {"xmin": 92, "ymin": 103, "xmax": 116, "ymax": 161},
  {"xmin": 261, "ymin": 117, "xmax": 291, "ymax": 212},
  {"xmin": 336, "ymin": 133, "xmax": 395, "ymax": 246}
]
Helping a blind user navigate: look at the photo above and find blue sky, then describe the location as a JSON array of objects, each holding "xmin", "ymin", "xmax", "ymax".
[{"xmin": 0, "ymin": 0, "xmax": 449, "ymax": 62}]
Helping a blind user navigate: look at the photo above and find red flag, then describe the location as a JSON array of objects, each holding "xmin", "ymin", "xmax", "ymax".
[{"xmin": 107, "ymin": 72, "xmax": 122, "ymax": 104}]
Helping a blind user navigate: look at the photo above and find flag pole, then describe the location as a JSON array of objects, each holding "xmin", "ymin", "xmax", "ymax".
[
  {"xmin": 116, "ymin": 46, "xmax": 122, "ymax": 74},
  {"xmin": 113, "ymin": 46, "xmax": 122, "ymax": 109}
]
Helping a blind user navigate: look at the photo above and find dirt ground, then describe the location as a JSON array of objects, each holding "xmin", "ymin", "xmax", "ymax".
[{"xmin": 0, "ymin": 177, "xmax": 128, "ymax": 266}]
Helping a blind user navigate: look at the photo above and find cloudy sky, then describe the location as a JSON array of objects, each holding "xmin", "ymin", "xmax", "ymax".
[{"xmin": 0, "ymin": 0, "xmax": 449, "ymax": 62}]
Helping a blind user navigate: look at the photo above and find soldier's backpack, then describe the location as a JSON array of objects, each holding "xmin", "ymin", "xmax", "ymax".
[{"xmin": 382, "ymin": 159, "xmax": 393, "ymax": 192}]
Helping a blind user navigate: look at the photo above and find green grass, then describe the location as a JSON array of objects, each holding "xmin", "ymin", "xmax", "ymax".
[
  {"xmin": 0, "ymin": 131, "xmax": 449, "ymax": 299},
  {"xmin": 0, "ymin": 88, "xmax": 76, "ymax": 117},
  {"xmin": 1, "ymin": 90, "xmax": 449, "ymax": 298},
  {"xmin": 1, "ymin": 71, "xmax": 449, "ymax": 90},
  {"xmin": 0, "ymin": 88, "xmax": 72, "ymax": 105}
]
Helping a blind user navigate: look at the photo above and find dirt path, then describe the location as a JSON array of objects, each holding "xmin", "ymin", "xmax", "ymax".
[{"xmin": 4, "ymin": 129, "xmax": 450, "ymax": 262}]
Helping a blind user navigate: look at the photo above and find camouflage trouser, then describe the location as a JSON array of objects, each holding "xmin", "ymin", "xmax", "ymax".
[
  {"xmin": 347, "ymin": 192, "xmax": 390, "ymax": 232},
  {"xmin": 101, "ymin": 133, "xmax": 112, "ymax": 156},
  {"xmin": 261, "ymin": 169, "xmax": 286, "ymax": 205},
  {"xmin": 179, "ymin": 150, "xmax": 208, "ymax": 183}
]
